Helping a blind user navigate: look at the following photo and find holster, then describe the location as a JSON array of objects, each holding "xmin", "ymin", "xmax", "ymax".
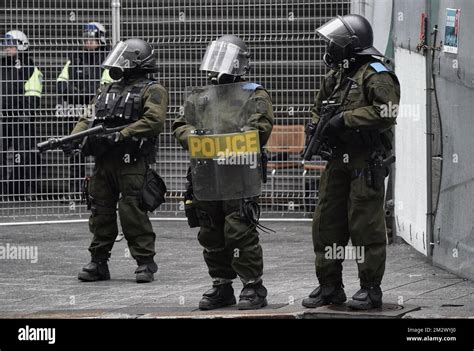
[
  {"xmin": 365, "ymin": 151, "xmax": 391, "ymax": 191},
  {"xmin": 184, "ymin": 168, "xmax": 200, "ymax": 228},
  {"xmin": 81, "ymin": 176, "xmax": 92, "ymax": 210}
]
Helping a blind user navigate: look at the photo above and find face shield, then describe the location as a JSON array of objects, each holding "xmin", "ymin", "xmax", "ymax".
[
  {"xmin": 102, "ymin": 41, "xmax": 134, "ymax": 79},
  {"xmin": 102, "ymin": 41, "xmax": 131, "ymax": 69},
  {"xmin": 316, "ymin": 17, "xmax": 354, "ymax": 48},
  {"xmin": 200, "ymin": 41, "xmax": 249, "ymax": 76},
  {"xmin": 316, "ymin": 17, "xmax": 355, "ymax": 68},
  {"xmin": 1, "ymin": 36, "xmax": 19, "ymax": 57}
]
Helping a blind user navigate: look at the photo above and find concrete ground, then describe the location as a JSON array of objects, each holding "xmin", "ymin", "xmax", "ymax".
[{"xmin": 0, "ymin": 221, "xmax": 473, "ymax": 319}]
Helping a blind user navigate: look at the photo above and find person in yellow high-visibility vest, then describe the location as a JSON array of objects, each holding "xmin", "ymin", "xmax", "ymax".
[
  {"xmin": 1, "ymin": 30, "xmax": 43, "ymax": 200},
  {"xmin": 56, "ymin": 22, "xmax": 114, "ymax": 197}
]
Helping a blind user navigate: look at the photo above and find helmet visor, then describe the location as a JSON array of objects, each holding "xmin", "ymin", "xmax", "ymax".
[
  {"xmin": 2, "ymin": 34, "xmax": 19, "ymax": 47},
  {"xmin": 316, "ymin": 17, "xmax": 353, "ymax": 48},
  {"xmin": 102, "ymin": 41, "xmax": 131, "ymax": 69},
  {"xmin": 200, "ymin": 41, "xmax": 246, "ymax": 75},
  {"xmin": 1, "ymin": 36, "xmax": 18, "ymax": 57}
]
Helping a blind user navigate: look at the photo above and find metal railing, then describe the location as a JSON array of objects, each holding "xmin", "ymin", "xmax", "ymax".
[{"xmin": 0, "ymin": 0, "xmax": 351, "ymax": 223}]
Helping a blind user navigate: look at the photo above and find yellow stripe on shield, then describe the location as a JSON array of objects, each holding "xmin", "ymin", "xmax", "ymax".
[{"xmin": 188, "ymin": 130, "xmax": 260, "ymax": 159}]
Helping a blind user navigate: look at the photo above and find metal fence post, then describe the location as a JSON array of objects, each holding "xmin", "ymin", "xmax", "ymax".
[{"xmin": 111, "ymin": 0, "xmax": 121, "ymax": 45}]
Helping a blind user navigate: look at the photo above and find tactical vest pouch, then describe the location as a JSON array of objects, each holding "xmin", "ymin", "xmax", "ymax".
[{"xmin": 139, "ymin": 167, "xmax": 167, "ymax": 212}]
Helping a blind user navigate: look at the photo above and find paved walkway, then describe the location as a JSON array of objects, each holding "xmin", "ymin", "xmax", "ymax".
[{"xmin": 0, "ymin": 221, "xmax": 472, "ymax": 318}]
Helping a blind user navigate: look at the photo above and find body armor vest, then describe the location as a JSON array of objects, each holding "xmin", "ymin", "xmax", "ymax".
[
  {"xmin": 83, "ymin": 78, "xmax": 157, "ymax": 160},
  {"xmin": 94, "ymin": 78, "xmax": 152, "ymax": 126}
]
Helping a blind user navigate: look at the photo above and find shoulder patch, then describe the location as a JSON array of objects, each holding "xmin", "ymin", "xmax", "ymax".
[
  {"xmin": 241, "ymin": 82, "xmax": 262, "ymax": 91},
  {"xmin": 370, "ymin": 62, "xmax": 390, "ymax": 73},
  {"xmin": 151, "ymin": 91, "xmax": 162, "ymax": 104},
  {"xmin": 145, "ymin": 83, "xmax": 163, "ymax": 104}
]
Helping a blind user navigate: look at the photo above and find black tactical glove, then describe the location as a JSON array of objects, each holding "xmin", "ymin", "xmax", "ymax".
[
  {"xmin": 105, "ymin": 131, "xmax": 123, "ymax": 145},
  {"xmin": 305, "ymin": 121, "xmax": 318, "ymax": 136},
  {"xmin": 324, "ymin": 112, "xmax": 345, "ymax": 135},
  {"xmin": 60, "ymin": 142, "xmax": 76, "ymax": 157}
]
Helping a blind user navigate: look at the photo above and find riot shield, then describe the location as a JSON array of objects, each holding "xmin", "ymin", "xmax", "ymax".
[{"xmin": 184, "ymin": 82, "xmax": 262, "ymax": 201}]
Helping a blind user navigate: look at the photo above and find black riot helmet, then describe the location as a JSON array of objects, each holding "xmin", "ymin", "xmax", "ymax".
[
  {"xmin": 102, "ymin": 38, "xmax": 158, "ymax": 80},
  {"xmin": 200, "ymin": 35, "xmax": 251, "ymax": 84},
  {"xmin": 316, "ymin": 14, "xmax": 383, "ymax": 69}
]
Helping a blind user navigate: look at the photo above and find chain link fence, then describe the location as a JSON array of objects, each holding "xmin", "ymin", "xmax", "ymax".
[{"xmin": 0, "ymin": 0, "xmax": 351, "ymax": 223}]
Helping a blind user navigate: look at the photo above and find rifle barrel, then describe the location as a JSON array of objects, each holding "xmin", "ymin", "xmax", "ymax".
[{"xmin": 37, "ymin": 124, "xmax": 130, "ymax": 153}]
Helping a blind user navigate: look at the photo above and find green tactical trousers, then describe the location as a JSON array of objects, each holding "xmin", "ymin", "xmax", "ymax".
[
  {"xmin": 87, "ymin": 152, "xmax": 156, "ymax": 264},
  {"xmin": 312, "ymin": 148, "xmax": 387, "ymax": 287},
  {"xmin": 194, "ymin": 198, "xmax": 263, "ymax": 283}
]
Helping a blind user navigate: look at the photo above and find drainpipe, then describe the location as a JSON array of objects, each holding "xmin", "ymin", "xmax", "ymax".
[
  {"xmin": 425, "ymin": 0, "xmax": 434, "ymax": 258},
  {"xmin": 351, "ymin": 0, "xmax": 366, "ymax": 16}
]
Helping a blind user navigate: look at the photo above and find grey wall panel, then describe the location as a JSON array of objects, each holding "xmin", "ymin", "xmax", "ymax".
[
  {"xmin": 431, "ymin": 0, "xmax": 474, "ymax": 281},
  {"xmin": 392, "ymin": 0, "xmax": 474, "ymax": 280},
  {"xmin": 392, "ymin": 0, "xmax": 427, "ymax": 52},
  {"xmin": 432, "ymin": 77, "xmax": 474, "ymax": 281}
]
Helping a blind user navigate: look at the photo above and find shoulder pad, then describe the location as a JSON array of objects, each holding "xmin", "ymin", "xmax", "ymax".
[
  {"xmin": 241, "ymin": 82, "xmax": 262, "ymax": 91},
  {"xmin": 369, "ymin": 62, "xmax": 390, "ymax": 73}
]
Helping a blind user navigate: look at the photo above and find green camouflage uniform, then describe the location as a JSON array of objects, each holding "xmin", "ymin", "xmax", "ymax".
[
  {"xmin": 311, "ymin": 60, "xmax": 400, "ymax": 288},
  {"xmin": 173, "ymin": 86, "xmax": 274, "ymax": 283},
  {"xmin": 72, "ymin": 77, "xmax": 168, "ymax": 265}
]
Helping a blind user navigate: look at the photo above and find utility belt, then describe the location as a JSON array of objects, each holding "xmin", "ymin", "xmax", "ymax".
[{"xmin": 325, "ymin": 129, "xmax": 395, "ymax": 191}]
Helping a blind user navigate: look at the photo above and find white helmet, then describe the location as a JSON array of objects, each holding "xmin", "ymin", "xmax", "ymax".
[
  {"xmin": 4, "ymin": 30, "xmax": 29, "ymax": 51},
  {"xmin": 84, "ymin": 22, "xmax": 106, "ymax": 45}
]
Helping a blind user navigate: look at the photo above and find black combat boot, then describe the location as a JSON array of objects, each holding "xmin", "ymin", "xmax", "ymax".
[
  {"xmin": 302, "ymin": 283, "xmax": 346, "ymax": 308},
  {"xmin": 135, "ymin": 261, "xmax": 158, "ymax": 283},
  {"xmin": 199, "ymin": 283, "xmax": 236, "ymax": 310},
  {"xmin": 78, "ymin": 259, "xmax": 110, "ymax": 282},
  {"xmin": 237, "ymin": 281, "xmax": 268, "ymax": 310},
  {"xmin": 347, "ymin": 285, "xmax": 383, "ymax": 310}
]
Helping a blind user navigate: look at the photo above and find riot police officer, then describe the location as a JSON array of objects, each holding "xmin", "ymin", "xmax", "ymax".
[
  {"xmin": 1, "ymin": 30, "xmax": 43, "ymax": 200},
  {"xmin": 173, "ymin": 35, "xmax": 274, "ymax": 310},
  {"xmin": 65, "ymin": 39, "xmax": 168, "ymax": 283},
  {"xmin": 302, "ymin": 15, "xmax": 400, "ymax": 310}
]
